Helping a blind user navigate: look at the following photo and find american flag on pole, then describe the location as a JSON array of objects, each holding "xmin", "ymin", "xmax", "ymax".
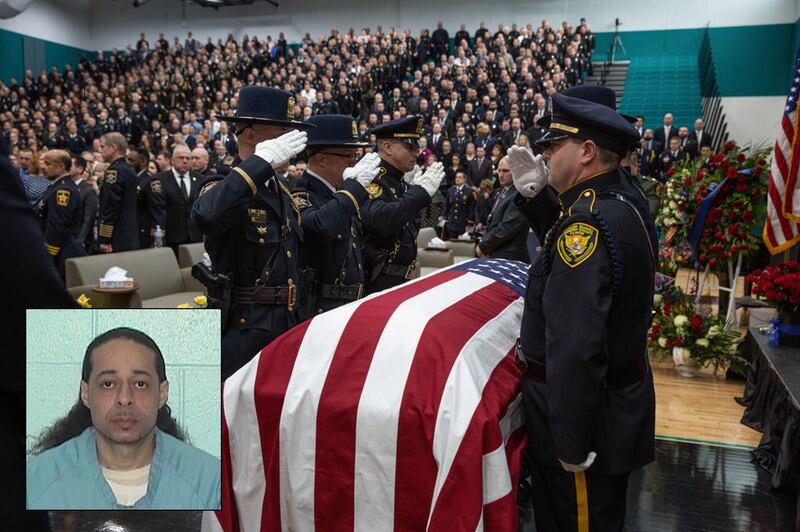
[
  {"xmin": 202, "ymin": 259, "xmax": 528, "ymax": 532},
  {"xmin": 765, "ymin": 46, "xmax": 800, "ymax": 253}
]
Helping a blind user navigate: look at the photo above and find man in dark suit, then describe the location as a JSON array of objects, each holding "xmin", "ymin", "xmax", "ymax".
[
  {"xmin": 502, "ymin": 118, "xmax": 524, "ymax": 150},
  {"xmin": 659, "ymin": 136, "xmax": 690, "ymax": 180},
  {"xmin": 636, "ymin": 129, "xmax": 661, "ymax": 179},
  {"xmin": 214, "ymin": 122, "xmax": 237, "ymax": 155},
  {"xmin": 70, "ymin": 155, "xmax": 98, "ymax": 254},
  {"xmin": 476, "ymin": 156, "xmax": 529, "ymax": 261},
  {"xmin": 428, "ymin": 123, "xmax": 446, "ymax": 159},
  {"xmin": 159, "ymin": 144, "xmax": 203, "ymax": 255},
  {"xmin": 688, "ymin": 118, "xmax": 712, "ymax": 152},
  {"xmin": 677, "ymin": 126, "xmax": 698, "ymax": 160},
  {"xmin": 466, "ymin": 146, "xmax": 493, "ymax": 187},
  {"xmin": 653, "ymin": 112, "xmax": 678, "ymax": 148}
]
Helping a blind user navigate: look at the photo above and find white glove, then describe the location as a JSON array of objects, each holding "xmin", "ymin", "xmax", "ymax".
[
  {"xmin": 507, "ymin": 145, "xmax": 548, "ymax": 198},
  {"xmin": 559, "ymin": 451, "xmax": 596, "ymax": 473},
  {"xmin": 343, "ymin": 152, "xmax": 382, "ymax": 188},
  {"xmin": 254, "ymin": 130, "xmax": 307, "ymax": 168},
  {"xmin": 413, "ymin": 162, "xmax": 445, "ymax": 197},
  {"xmin": 404, "ymin": 164, "xmax": 421, "ymax": 184}
]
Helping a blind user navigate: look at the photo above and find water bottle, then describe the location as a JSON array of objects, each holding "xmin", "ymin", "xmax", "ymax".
[{"xmin": 153, "ymin": 225, "xmax": 164, "ymax": 248}]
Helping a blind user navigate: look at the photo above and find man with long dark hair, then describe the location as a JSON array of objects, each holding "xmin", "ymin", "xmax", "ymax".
[{"xmin": 27, "ymin": 327, "xmax": 220, "ymax": 510}]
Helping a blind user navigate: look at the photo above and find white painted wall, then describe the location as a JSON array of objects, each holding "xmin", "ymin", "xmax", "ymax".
[
  {"xmin": 0, "ymin": 0, "xmax": 90, "ymax": 49},
  {"xmin": 719, "ymin": 96, "xmax": 786, "ymax": 148},
  {"xmin": 87, "ymin": 0, "xmax": 796, "ymax": 52}
]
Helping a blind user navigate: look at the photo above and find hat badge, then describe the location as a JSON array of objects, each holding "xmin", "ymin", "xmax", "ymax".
[
  {"xmin": 352, "ymin": 120, "xmax": 358, "ymax": 138},
  {"xmin": 416, "ymin": 117, "xmax": 424, "ymax": 136},
  {"xmin": 286, "ymin": 97, "xmax": 296, "ymax": 119}
]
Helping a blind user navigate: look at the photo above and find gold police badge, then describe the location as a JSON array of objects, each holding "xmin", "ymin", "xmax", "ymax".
[
  {"xmin": 286, "ymin": 96, "xmax": 296, "ymax": 119},
  {"xmin": 556, "ymin": 222, "xmax": 598, "ymax": 268},
  {"xmin": 56, "ymin": 189, "xmax": 70, "ymax": 207},
  {"xmin": 366, "ymin": 182, "xmax": 383, "ymax": 199},
  {"xmin": 416, "ymin": 117, "xmax": 424, "ymax": 136},
  {"xmin": 352, "ymin": 120, "xmax": 358, "ymax": 138}
]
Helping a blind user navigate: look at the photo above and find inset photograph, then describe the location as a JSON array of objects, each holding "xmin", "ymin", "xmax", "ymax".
[{"xmin": 26, "ymin": 309, "xmax": 221, "ymax": 510}]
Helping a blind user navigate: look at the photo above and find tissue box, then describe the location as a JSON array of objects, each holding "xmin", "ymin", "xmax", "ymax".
[{"xmin": 98, "ymin": 279, "xmax": 134, "ymax": 289}]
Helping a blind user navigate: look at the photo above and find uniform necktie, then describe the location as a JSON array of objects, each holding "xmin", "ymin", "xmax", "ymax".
[{"xmin": 180, "ymin": 174, "xmax": 189, "ymax": 200}]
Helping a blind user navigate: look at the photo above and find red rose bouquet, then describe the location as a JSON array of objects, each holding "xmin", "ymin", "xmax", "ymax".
[{"xmin": 746, "ymin": 261, "xmax": 800, "ymax": 313}]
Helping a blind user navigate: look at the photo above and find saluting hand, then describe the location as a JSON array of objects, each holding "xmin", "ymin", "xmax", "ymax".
[
  {"xmin": 343, "ymin": 152, "xmax": 381, "ymax": 188},
  {"xmin": 413, "ymin": 162, "xmax": 445, "ymax": 197},
  {"xmin": 507, "ymin": 145, "xmax": 548, "ymax": 198},
  {"xmin": 254, "ymin": 130, "xmax": 308, "ymax": 168}
]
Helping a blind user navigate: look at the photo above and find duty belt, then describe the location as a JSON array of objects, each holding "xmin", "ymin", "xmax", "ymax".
[
  {"xmin": 318, "ymin": 283, "xmax": 363, "ymax": 301},
  {"xmin": 515, "ymin": 338, "xmax": 648, "ymax": 389},
  {"xmin": 231, "ymin": 281, "xmax": 301, "ymax": 311},
  {"xmin": 383, "ymin": 261, "xmax": 417, "ymax": 280}
]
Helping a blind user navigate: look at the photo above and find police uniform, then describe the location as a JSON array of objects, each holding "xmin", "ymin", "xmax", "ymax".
[
  {"xmin": 136, "ymin": 169, "xmax": 167, "ymax": 248},
  {"xmin": 97, "ymin": 157, "xmax": 139, "ymax": 252},
  {"xmin": 290, "ymin": 115, "xmax": 371, "ymax": 318},
  {"xmin": 516, "ymin": 87, "xmax": 657, "ymax": 531},
  {"xmin": 36, "ymin": 174, "xmax": 86, "ymax": 279},
  {"xmin": 361, "ymin": 116, "xmax": 432, "ymax": 293},
  {"xmin": 191, "ymin": 87, "xmax": 314, "ymax": 380},
  {"xmin": 444, "ymin": 183, "xmax": 475, "ymax": 238}
]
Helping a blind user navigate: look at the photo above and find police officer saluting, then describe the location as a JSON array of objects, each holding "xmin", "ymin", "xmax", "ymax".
[
  {"xmin": 507, "ymin": 86, "xmax": 657, "ymax": 531},
  {"xmin": 37, "ymin": 149, "xmax": 86, "ymax": 279},
  {"xmin": 97, "ymin": 132, "xmax": 139, "ymax": 253},
  {"xmin": 362, "ymin": 116, "xmax": 445, "ymax": 293},
  {"xmin": 291, "ymin": 115, "xmax": 380, "ymax": 317},
  {"xmin": 191, "ymin": 86, "xmax": 311, "ymax": 380}
]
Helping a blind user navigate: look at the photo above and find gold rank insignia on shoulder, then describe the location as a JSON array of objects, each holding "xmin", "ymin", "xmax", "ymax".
[
  {"xmin": 150, "ymin": 179, "xmax": 162, "ymax": 193},
  {"xmin": 105, "ymin": 169, "xmax": 118, "ymax": 184},
  {"xmin": 366, "ymin": 183, "xmax": 383, "ymax": 199},
  {"xmin": 291, "ymin": 192, "xmax": 311, "ymax": 210},
  {"xmin": 56, "ymin": 189, "xmax": 70, "ymax": 207},
  {"xmin": 557, "ymin": 222, "xmax": 598, "ymax": 268},
  {"xmin": 199, "ymin": 179, "xmax": 219, "ymax": 196},
  {"xmin": 248, "ymin": 208, "xmax": 268, "ymax": 223}
]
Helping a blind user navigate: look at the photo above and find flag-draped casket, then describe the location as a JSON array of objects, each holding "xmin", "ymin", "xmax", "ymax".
[{"xmin": 203, "ymin": 259, "xmax": 529, "ymax": 531}]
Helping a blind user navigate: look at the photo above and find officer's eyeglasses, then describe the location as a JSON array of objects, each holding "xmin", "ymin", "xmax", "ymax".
[{"xmin": 321, "ymin": 151, "xmax": 360, "ymax": 162}]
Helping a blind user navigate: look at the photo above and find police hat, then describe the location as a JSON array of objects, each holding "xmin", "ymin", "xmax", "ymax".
[
  {"xmin": 372, "ymin": 115, "xmax": 425, "ymax": 146},
  {"xmin": 306, "ymin": 114, "xmax": 371, "ymax": 148},
  {"xmin": 538, "ymin": 85, "xmax": 637, "ymax": 130},
  {"xmin": 221, "ymin": 86, "xmax": 314, "ymax": 130},
  {"xmin": 536, "ymin": 87, "xmax": 640, "ymax": 156}
]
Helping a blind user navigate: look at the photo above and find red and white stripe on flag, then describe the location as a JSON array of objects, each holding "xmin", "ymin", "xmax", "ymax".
[
  {"xmin": 766, "ymin": 46, "xmax": 800, "ymax": 253},
  {"xmin": 202, "ymin": 261, "xmax": 528, "ymax": 531}
]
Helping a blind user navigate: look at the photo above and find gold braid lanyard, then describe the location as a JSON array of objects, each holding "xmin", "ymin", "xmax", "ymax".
[{"xmin": 277, "ymin": 179, "xmax": 302, "ymax": 227}]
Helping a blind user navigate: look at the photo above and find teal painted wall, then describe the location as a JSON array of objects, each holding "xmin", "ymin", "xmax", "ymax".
[
  {"xmin": 26, "ymin": 309, "xmax": 221, "ymax": 460},
  {"xmin": 0, "ymin": 28, "xmax": 89, "ymax": 84},
  {"xmin": 595, "ymin": 24, "xmax": 795, "ymax": 97},
  {"xmin": 0, "ymin": 29, "xmax": 24, "ymax": 84}
]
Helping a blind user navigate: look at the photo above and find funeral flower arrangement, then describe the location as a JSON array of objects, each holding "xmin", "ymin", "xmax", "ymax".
[
  {"xmin": 655, "ymin": 142, "xmax": 769, "ymax": 273},
  {"xmin": 746, "ymin": 261, "xmax": 800, "ymax": 313},
  {"xmin": 648, "ymin": 284, "xmax": 742, "ymax": 372}
]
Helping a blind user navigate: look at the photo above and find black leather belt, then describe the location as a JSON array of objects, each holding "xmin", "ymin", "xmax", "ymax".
[
  {"xmin": 318, "ymin": 283, "xmax": 363, "ymax": 301},
  {"xmin": 516, "ymin": 339, "xmax": 648, "ymax": 389},
  {"xmin": 383, "ymin": 261, "xmax": 416, "ymax": 280},
  {"xmin": 231, "ymin": 282, "xmax": 301, "ymax": 311}
]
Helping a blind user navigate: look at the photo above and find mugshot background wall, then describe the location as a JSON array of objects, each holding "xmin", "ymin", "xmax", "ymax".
[{"xmin": 26, "ymin": 309, "xmax": 221, "ymax": 459}]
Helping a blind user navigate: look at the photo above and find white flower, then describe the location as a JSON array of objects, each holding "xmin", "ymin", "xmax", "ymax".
[
  {"xmin": 673, "ymin": 315, "xmax": 688, "ymax": 327},
  {"xmin": 658, "ymin": 337, "xmax": 668, "ymax": 348},
  {"xmin": 653, "ymin": 294, "xmax": 663, "ymax": 305},
  {"xmin": 707, "ymin": 325, "xmax": 720, "ymax": 338},
  {"xmin": 669, "ymin": 200, "xmax": 678, "ymax": 210},
  {"xmin": 695, "ymin": 338, "xmax": 710, "ymax": 348}
]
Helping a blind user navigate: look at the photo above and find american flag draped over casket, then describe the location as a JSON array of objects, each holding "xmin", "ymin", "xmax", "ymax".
[{"xmin": 203, "ymin": 258, "xmax": 529, "ymax": 532}]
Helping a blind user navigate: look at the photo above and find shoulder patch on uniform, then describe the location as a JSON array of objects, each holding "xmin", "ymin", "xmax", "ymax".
[
  {"xmin": 56, "ymin": 189, "xmax": 70, "ymax": 207},
  {"xmin": 199, "ymin": 178, "xmax": 221, "ymax": 196},
  {"xmin": 557, "ymin": 222, "xmax": 598, "ymax": 268},
  {"xmin": 366, "ymin": 182, "xmax": 383, "ymax": 199},
  {"xmin": 105, "ymin": 169, "xmax": 117, "ymax": 184},
  {"xmin": 150, "ymin": 179, "xmax": 162, "ymax": 193},
  {"xmin": 291, "ymin": 191, "xmax": 311, "ymax": 210}
]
